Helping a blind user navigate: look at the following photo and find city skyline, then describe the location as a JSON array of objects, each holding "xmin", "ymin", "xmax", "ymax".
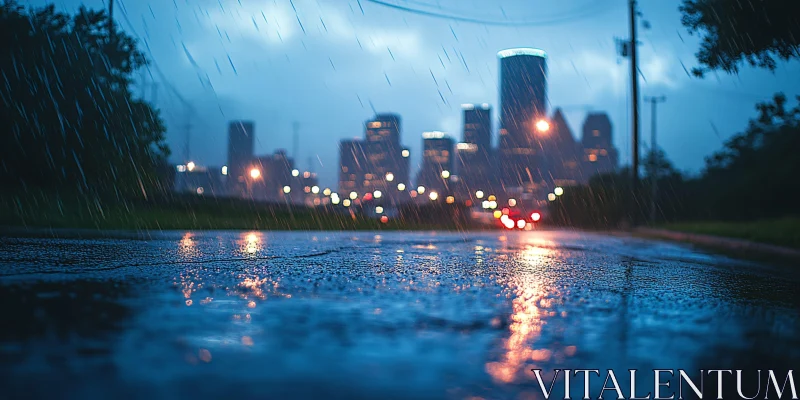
[{"xmin": 28, "ymin": 0, "xmax": 800, "ymax": 188}]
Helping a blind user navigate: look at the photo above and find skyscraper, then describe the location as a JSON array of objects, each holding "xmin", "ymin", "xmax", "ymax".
[
  {"xmin": 497, "ymin": 48, "xmax": 548, "ymax": 191},
  {"xmin": 362, "ymin": 113, "xmax": 409, "ymax": 202},
  {"xmin": 541, "ymin": 108, "xmax": 582, "ymax": 187},
  {"xmin": 338, "ymin": 139, "xmax": 365, "ymax": 194},
  {"xmin": 457, "ymin": 103, "xmax": 493, "ymax": 192},
  {"xmin": 227, "ymin": 120, "xmax": 255, "ymax": 195},
  {"xmin": 416, "ymin": 132, "xmax": 455, "ymax": 193},
  {"xmin": 366, "ymin": 113, "xmax": 401, "ymax": 147},
  {"xmin": 581, "ymin": 112, "xmax": 619, "ymax": 178}
]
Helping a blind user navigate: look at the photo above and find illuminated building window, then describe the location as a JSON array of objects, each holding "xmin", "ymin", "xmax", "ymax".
[
  {"xmin": 592, "ymin": 129, "xmax": 600, "ymax": 137},
  {"xmin": 588, "ymin": 154, "xmax": 598, "ymax": 162},
  {"xmin": 342, "ymin": 166, "xmax": 349, "ymax": 172}
]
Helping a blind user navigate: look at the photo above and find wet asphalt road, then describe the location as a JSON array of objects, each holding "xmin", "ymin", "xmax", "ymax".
[{"xmin": 0, "ymin": 230, "xmax": 799, "ymax": 399}]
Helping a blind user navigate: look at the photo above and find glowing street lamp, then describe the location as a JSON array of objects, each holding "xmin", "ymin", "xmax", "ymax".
[
  {"xmin": 417, "ymin": 186, "xmax": 426, "ymax": 194},
  {"xmin": 554, "ymin": 187, "xmax": 564, "ymax": 196},
  {"xmin": 446, "ymin": 196, "xmax": 455, "ymax": 204},
  {"xmin": 323, "ymin": 188, "xmax": 332, "ymax": 196},
  {"xmin": 441, "ymin": 170, "xmax": 450, "ymax": 179},
  {"xmin": 508, "ymin": 198, "xmax": 517, "ymax": 207},
  {"xmin": 283, "ymin": 186, "xmax": 291, "ymax": 194},
  {"xmin": 376, "ymin": 206, "xmax": 384, "ymax": 214},
  {"xmin": 397, "ymin": 183, "xmax": 406, "ymax": 191},
  {"xmin": 292, "ymin": 169, "xmax": 300, "ymax": 177},
  {"xmin": 402, "ymin": 149, "xmax": 410, "ymax": 158},
  {"xmin": 221, "ymin": 165, "xmax": 228, "ymax": 175},
  {"xmin": 475, "ymin": 190, "xmax": 484, "ymax": 199},
  {"xmin": 249, "ymin": 168, "xmax": 261, "ymax": 179},
  {"xmin": 343, "ymin": 199, "xmax": 351, "ymax": 207},
  {"xmin": 385, "ymin": 173, "xmax": 394, "ymax": 182},
  {"xmin": 349, "ymin": 191, "xmax": 358, "ymax": 200},
  {"xmin": 535, "ymin": 119, "xmax": 550, "ymax": 133},
  {"xmin": 548, "ymin": 193, "xmax": 557, "ymax": 201},
  {"xmin": 187, "ymin": 161, "xmax": 196, "ymax": 172},
  {"xmin": 429, "ymin": 191, "xmax": 439, "ymax": 201},
  {"xmin": 311, "ymin": 186, "xmax": 320, "ymax": 194},
  {"xmin": 373, "ymin": 190, "xmax": 382, "ymax": 199}
]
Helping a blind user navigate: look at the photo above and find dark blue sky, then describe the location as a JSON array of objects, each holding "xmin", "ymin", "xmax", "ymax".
[{"xmin": 35, "ymin": 0, "xmax": 800, "ymax": 187}]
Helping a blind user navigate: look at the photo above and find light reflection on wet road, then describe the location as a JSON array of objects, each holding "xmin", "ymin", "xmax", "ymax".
[{"xmin": 0, "ymin": 230, "xmax": 798, "ymax": 399}]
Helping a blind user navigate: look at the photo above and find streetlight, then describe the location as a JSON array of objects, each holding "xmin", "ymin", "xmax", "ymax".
[
  {"xmin": 323, "ymin": 188, "xmax": 331, "ymax": 196},
  {"xmin": 417, "ymin": 186, "xmax": 426, "ymax": 194},
  {"xmin": 554, "ymin": 187, "xmax": 564, "ymax": 196},
  {"xmin": 402, "ymin": 149, "xmax": 410, "ymax": 158},
  {"xmin": 508, "ymin": 198, "xmax": 517, "ymax": 207},
  {"xmin": 475, "ymin": 190, "xmax": 484, "ymax": 199},
  {"xmin": 535, "ymin": 119, "xmax": 550, "ymax": 133},
  {"xmin": 221, "ymin": 165, "xmax": 228, "ymax": 175},
  {"xmin": 292, "ymin": 169, "xmax": 300, "ymax": 177},
  {"xmin": 283, "ymin": 186, "xmax": 291, "ymax": 194},
  {"xmin": 397, "ymin": 183, "xmax": 406, "ymax": 191},
  {"xmin": 343, "ymin": 199, "xmax": 351, "ymax": 207},
  {"xmin": 311, "ymin": 186, "xmax": 320, "ymax": 194},
  {"xmin": 429, "ymin": 191, "xmax": 439, "ymax": 201},
  {"xmin": 249, "ymin": 168, "xmax": 261, "ymax": 179},
  {"xmin": 441, "ymin": 170, "xmax": 450, "ymax": 179},
  {"xmin": 349, "ymin": 191, "xmax": 358, "ymax": 200},
  {"xmin": 548, "ymin": 193, "xmax": 557, "ymax": 201},
  {"xmin": 187, "ymin": 161, "xmax": 196, "ymax": 172},
  {"xmin": 446, "ymin": 196, "xmax": 455, "ymax": 204},
  {"xmin": 385, "ymin": 172, "xmax": 394, "ymax": 182},
  {"xmin": 376, "ymin": 206, "xmax": 384, "ymax": 214},
  {"xmin": 373, "ymin": 190, "xmax": 382, "ymax": 199}
]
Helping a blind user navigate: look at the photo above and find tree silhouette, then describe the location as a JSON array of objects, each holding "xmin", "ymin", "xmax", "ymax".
[
  {"xmin": 0, "ymin": 1, "xmax": 169, "ymax": 198},
  {"xmin": 681, "ymin": 0, "xmax": 800, "ymax": 76}
]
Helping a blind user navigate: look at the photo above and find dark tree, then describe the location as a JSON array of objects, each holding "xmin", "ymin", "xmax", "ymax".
[
  {"xmin": 0, "ymin": 1, "xmax": 169, "ymax": 198},
  {"xmin": 699, "ymin": 93, "xmax": 800, "ymax": 219},
  {"xmin": 680, "ymin": 0, "xmax": 800, "ymax": 76}
]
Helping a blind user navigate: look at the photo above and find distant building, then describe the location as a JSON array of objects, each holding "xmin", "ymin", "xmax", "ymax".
[
  {"xmin": 541, "ymin": 108, "xmax": 582, "ymax": 187},
  {"xmin": 250, "ymin": 150, "xmax": 295, "ymax": 202},
  {"xmin": 457, "ymin": 103, "xmax": 494, "ymax": 193},
  {"xmin": 581, "ymin": 113, "xmax": 618, "ymax": 178},
  {"xmin": 227, "ymin": 121, "xmax": 255, "ymax": 196},
  {"xmin": 497, "ymin": 48, "xmax": 548, "ymax": 192},
  {"xmin": 416, "ymin": 131, "xmax": 455, "ymax": 193},
  {"xmin": 174, "ymin": 163, "xmax": 225, "ymax": 197},
  {"xmin": 339, "ymin": 113, "xmax": 410, "ymax": 204},
  {"xmin": 339, "ymin": 139, "xmax": 365, "ymax": 194}
]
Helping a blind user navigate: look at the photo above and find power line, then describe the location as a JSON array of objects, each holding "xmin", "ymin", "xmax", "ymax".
[{"xmin": 363, "ymin": 0, "xmax": 618, "ymax": 26}]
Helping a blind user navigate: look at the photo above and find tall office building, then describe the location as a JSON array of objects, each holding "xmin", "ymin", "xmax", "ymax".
[
  {"xmin": 416, "ymin": 132, "xmax": 455, "ymax": 193},
  {"xmin": 366, "ymin": 113, "xmax": 401, "ymax": 147},
  {"xmin": 227, "ymin": 121, "xmax": 255, "ymax": 196},
  {"xmin": 338, "ymin": 139, "xmax": 365, "ymax": 194},
  {"xmin": 541, "ymin": 108, "xmax": 582, "ymax": 187},
  {"xmin": 497, "ymin": 48, "xmax": 548, "ymax": 191},
  {"xmin": 581, "ymin": 112, "xmax": 619, "ymax": 179},
  {"xmin": 362, "ymin": 113, "xmax": 409, "ymax": 202},
  {"xmin": 457, "ymin": 104, "xmax": 493, "ymax": 192}
]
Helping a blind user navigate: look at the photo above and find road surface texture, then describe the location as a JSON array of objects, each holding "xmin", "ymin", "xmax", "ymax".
[{"xmin": 1, "ymin": 230, "xmax": 798, "ymax": 399}]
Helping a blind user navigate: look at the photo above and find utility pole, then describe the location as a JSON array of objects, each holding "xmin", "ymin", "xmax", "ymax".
[
  {"xmin": 628, "ymin": 0, "xmax": 642, "ymax": 225},
  {"xmin": 107, "ymin": 0, "xmax": 115, "ymax": 41},
  {"xmin": 644, "ymin": 95, "xmax": 666, "ymax": 224}
]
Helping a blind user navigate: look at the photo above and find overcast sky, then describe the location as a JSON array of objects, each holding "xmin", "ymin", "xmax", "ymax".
[{"xmin": 33, "ymin": 0, "xmax": 800, "ymax": 187}]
